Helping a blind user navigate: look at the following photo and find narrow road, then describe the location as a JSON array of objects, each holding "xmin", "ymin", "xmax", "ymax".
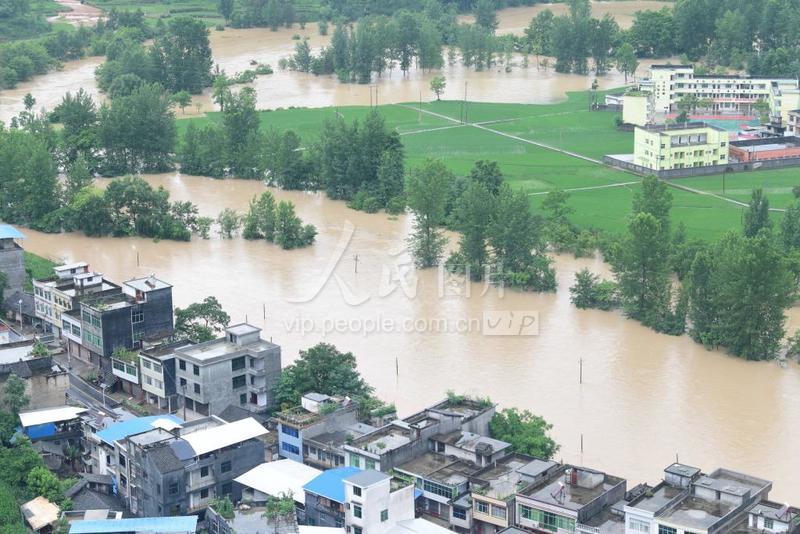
[{"xmin": 527, "ymin": 181, "xmax": 640, "ymax": 195}]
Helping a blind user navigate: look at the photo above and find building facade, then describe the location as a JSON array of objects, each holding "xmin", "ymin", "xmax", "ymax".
[
  {"xmin": 644, "ymin": 65, "xmax": 800, "ymax": 124},
  {"xmin": 139, "ymin": 341, "xmax": 195, "ymax": 411},
  {"xmin": 0, "ymin": 225, "xmax": 25, "ymax": 298},
  {"xmin": 173, "ymin": 324, "xmax": 282, "ymax": 416},
  {"xmin": 633, "ymin": 123, "xmax": 728, "ymax": 171}
]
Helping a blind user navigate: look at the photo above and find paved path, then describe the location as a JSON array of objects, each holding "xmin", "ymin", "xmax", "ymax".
[{"xmin": 527, "ymin": 181, "xmax": 640, "ymax": 195}]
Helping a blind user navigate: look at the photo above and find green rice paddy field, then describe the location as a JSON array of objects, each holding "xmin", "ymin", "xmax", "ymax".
[{"xmin": 179, "ymin": 89, "xmax": 798, "ymax": 241}]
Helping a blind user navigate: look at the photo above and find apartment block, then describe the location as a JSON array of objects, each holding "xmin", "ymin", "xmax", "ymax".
[
  {"xmin": 634, "ymin": 123, "xmax": 728, "ymax": 171},
  {"xmin": 515, "ymin": 465, "xmax": 627, "ymax": 534},
  {"xmin": 173, "ymin": 324, "xmax": 281, "ymax": 416},
  {"xmin": 116, "ymin": 416, "xmax": 267, "ymax": 516},
  {"xmin": 139, "ymin": 340, "xmax": 195, "ymax": 411},
  {"xmin": 644, "ymin": 65, "xmax": 800, "ymax": 124}
]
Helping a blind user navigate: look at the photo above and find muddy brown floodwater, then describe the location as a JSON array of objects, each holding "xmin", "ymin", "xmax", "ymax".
[
  {"xmin": 18, "ymin": 173, "xmax": 800, "ymax": 502},
  {"xmin": 2, "ymin": 1, "xmax": 673, "ymax": 122}
]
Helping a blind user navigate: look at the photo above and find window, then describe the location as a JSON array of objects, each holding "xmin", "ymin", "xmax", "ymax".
[
  {"xmin": 153, "ymin": 362, "xmax": 162, "ymax": 373},
  {"xmin": 281, "ymin": 425, "xmax": 299, "ymax": 438},
  {"xmin": 282, "ymin": 442, "xmax": 300, "ymax": 455},
  {"xmin": 180, "ymin": 378, "xmax": 187, "ymax": 387},
  {"xmin": 119, "ymin": 455, "xmax": 126, "ymax": 467},
  {"xmin": 240, "ymin": 393, "xmax": 247, "ymax": 405},
  {"xmin": 221, "ymin": 461, "xmax": 231, "ymax": 473},
  {"xmin": 179, "ymin": 359, "xmax": 186, "ymax": 371},
  {"xmin": 193, "ymin": 364, "xmax": 200, "ymax": 376},
  {"xmin": 201, "ymin": 466, "xmax": 209, "ymax": 477},
  {"xmin": 518, "ymin": 505, "xmax": 575, "ymax": 533},
  {"xmin": 157, "ymin": 484, "xmax": 161, "ymax": 495},
  {"xmin": 131, "ymin": 308, "xmax": 143, "ymax": 324},
  {"xmin": 200, "ymin": 488, "xmax": 209, "ymax": 499},
  {"xmin": 145, "ymin": 376, "xmax": 152, "ymax": 385},
  {"xmin": 349, "ymin": 454, "xmax": 361, "ymax": 468},
  {"xmin": 366, "ymin": 459, "xmax": 376, "ymax": 471},
  {"xmin": 381, "ymin": 509, "xmax": 389, "ymax": 522},
  {"xmin": 476, "ymin": 501, "xmax": 489, "ymax": 514},
  {"xmin": 491, "ymin": 505, "xmax": 507, "ymax": 519},
  {"xmin": 658, "ymin": 526, "xmax": 677, "ymax": 534},
  {"xmin": 120, "ymin": 475, "xmax": 127, "ymax": 487},
  {"xmin": 353, "ymin": 486, "xmax": 362, "ymax": 497},
  {"xmin": 353, "ymin": 528, "xmax": 362, "ymax": 534},
  {"xmin": 194, "ymin": 383, "xmax": 201, "ymax": 394},
  {"xmin": 169, "ymin": 482, "xmax": 178, "ymax": 494},
  {"xmin": 354, "ymin": 505, "xmax": 362, "ymax": 519},
  {"xmin": 629, "ymin": 519, "xmax": 650, "ymax": 533},
  {"xmin": 231, "ymin": 356, "xmax": 246, "ymax": 371},
  {"xmin": 143, "ymin": 360, "xmax": 152, "ymax": 370},
  {"xmin": 423, "ymin": 479, "xmax": 454, "ymax": 499},
  {"xmin": 452, "ymin": 507, "xmax": 467, "ymax": 520},
  {"xmin": 764, "ymin": 519, "xmax": 774, "ymax": 530},
  {"xmin": 232, "ymin": 375, "xmax": 246, "ymax": 389}
]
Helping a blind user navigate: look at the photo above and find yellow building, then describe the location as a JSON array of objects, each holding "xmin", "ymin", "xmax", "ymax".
[
  {"xmin": 623, "ymin": 92, "xmax": 652, "ymax": 126},
  {"xmin": 633, "ymin": 123, "xmax": 728, "ymax": 171}
]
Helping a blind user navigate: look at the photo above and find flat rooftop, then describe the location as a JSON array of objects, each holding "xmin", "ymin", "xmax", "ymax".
[
  {"xmin": 432, "ymin": 430, "xmax": 510, "ymax": 455},
  {"xmin": 396, "ymin": 452, "xmax": 482, "ymax": 487},
  {"xmin": 124, "ymin": 276, "xmax": 171, "ymax": 292},
  {"xmin": 473, "ymin": 454, "xmax": 558, "ymax": 500},
  {"xmin": 349, "ymin": 423, "xmax": 414, "ymax": 453},
  {"xmin": 175, "ymin": 336, "xmax": 278, "ymax": 363},
  {"xmin": 640, "ymin": 122, "xmax": 727, "ymax": 134},
  {"xmin": 659, "ymin": 496, "xmax": 735, "ymax": 530},
  {"xmin": 519, "ymin": 467, "xmax": 625, "ymax": 512},
  {"xmin": 628, "ymin": 482, "xmax": 686, "ymax": 513}
]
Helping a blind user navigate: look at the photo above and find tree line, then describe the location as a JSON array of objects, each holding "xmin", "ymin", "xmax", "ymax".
[{"xmin": 569, "ymin": 176, "xmax": 798, "ymax": 361}]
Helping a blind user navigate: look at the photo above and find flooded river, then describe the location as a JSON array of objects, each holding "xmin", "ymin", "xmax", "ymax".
[
  {"xmin": 2, "ymin": 1, "xmax": 671, "ymax": 122},
  {"xmin": 19, "ymin": 173, "xmax": 800, "ymax": 502}
]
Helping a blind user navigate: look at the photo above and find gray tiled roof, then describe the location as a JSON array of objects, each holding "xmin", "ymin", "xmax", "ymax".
[{"xmin": 346, "ymin": 469, "xmax": 391, "ymax": 487}]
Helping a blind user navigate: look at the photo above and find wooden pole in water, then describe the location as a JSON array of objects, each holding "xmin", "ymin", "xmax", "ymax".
[
  {"xmin": 579, "ymin": 358, "xmax": 583, "ymax": 384},
  {"xmin": 136, "ymin": 251, "xmax": 140, "ymax": 266},
  {"xmin": 581, "ymin": 434, "xmax": 584, "ymax": 454}
]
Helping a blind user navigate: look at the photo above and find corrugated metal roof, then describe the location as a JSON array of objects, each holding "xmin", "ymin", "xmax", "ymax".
[
  {"xmin": 68, "ymin": 516, "xmax": 198, "ymax": 533},
  {"xmin": 182, "ymin": 417, "xmax": 267, "ymax": 456},
  {"xmin": 235, "ymin": 459, "xmax": 321, "ymax": 503},
  {"xmin": 95, "ymin": 415, "xmax": 183, "ymax": 446},
  {"xmin": 303, "ymin": 466, "xmax": 361, "ymax": 503},
  {"xmin": 19, "ymin": 406, "xmax": 87, "ymax": 427},
  {"xmin": 0, "ymin": 224, "xmax": 24, "ymax": 239}
]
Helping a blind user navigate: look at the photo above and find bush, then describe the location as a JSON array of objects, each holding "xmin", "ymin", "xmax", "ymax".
[
  {"xmin": 385, "ymin": 196, "xmax": 406, "ymax": 215},
  {"xmin": 215, "ymin": 24, "xmax": 225, "ymax": 31},
  {"xmin": 255, "ymin": 64, "xmax": 273, "ymax": 75},
  {"xmin": 569, "ymin": 268, "xmax": 619, "ymax": 311}
]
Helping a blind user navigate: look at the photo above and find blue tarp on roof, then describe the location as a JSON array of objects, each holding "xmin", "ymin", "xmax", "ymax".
[
  {"xmin": 0, "ymin": 225, "xmax": 24, "ymax": 239},
  {"xmin": 303, "ymin": 466, "xmax": 361, "ymax": 503},
  {"xmin": 69, "ymin": 516, "xmax": 198, "ymax": 533},
  {"xmin": 25, "ymin": 423, "xmax": 57, "ymax": 440},
  {"xmin": 95, "ymin": 415, "xmax": 183, "ymax": 446}
]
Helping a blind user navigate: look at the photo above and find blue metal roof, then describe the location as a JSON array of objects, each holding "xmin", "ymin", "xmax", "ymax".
[
  {"xmin": 0, "ymin": 224, "xmax": 24, "ymax": 239},
  {"xmin": 95, "ymin": 415, "xmax": 183, "ymax": 446},
  {"xmin": 69, "ymin": 516, "xmax": 198, "ymax": 533},
  {"xmin": 303, "ymin": 466, "xmax": 361, "ymax": 503}
]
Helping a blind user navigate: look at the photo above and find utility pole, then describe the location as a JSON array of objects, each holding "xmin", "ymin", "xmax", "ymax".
[
  {"xmin": 136, "ymin": 251, "xmax": 140, "ymax": 266},
  {"xmin": 353, "ymin": 254, "xmax": 360, "ymax": 274},
  {"xmin": 579, "ymin": 358, "xmax": 583, "ymax": 384},
  {"xmin": 419, "ymin": 91, "xmax": 422, "ymax": 123},
  {"xmin": 464, "ymin": 81, "xmax": 468, "ymax": 124}
]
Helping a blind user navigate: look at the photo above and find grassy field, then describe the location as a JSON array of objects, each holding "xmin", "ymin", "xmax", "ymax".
[
  {"xmin": 89, "ymin": 0, "xmax": 225, "ymax": 27},
  {"xmin": 23, "ymin": 252, "xmax": 56, "ymax": 290},
  {"xmin": 177, "ymin": 89, "xmax": 798, "ymax": 241}
]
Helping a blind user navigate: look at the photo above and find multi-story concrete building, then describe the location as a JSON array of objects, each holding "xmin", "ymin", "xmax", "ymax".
[
  {"xmin": 139, "ymin": 340, "xmax": 195, "ymax": 411},
  {"xmin": 49, "ymin": 273, "xmax": 174, "ymax": 381},
  {"xmin": 33, "ymin": 263, "xmax": 119, "ymax": 337},
  {"xmin": 470, "ymin": 455, "xmax": 560, "ymax": 534},
  {"xmin": 344, "ymin": 397, "xmax": 496, "ymax": 473},
  {"xmin": 623, "ymin": 464, "xmax": 774, "ymax": 534},
  {"xmin": 633, "ymin": 123, "xmax": 728, "ymax": 171},
  {"xmin": 787, "ymin": 110, "xmax": 800, "ymax": 135},
  {"xmin": 173, "ymin": 324, "xmax": 281, "ymax": 416},
  {"xmin": 0, "ymin": 225, "xmax": 25, "ymax": 298},
  {"xmin": 515, "ymin": 465, "xmax": 627, "ymax": 534},
  {"xmin": 274, "ymin": 393, "xmax": 371, "ymax": 468},
  {"xmin": 643, "ymin": 65, "xmax": 800, "ymax": 124},
  {"xmin": 116, "ymin": 416, "xmax": 267, "ymax": 516},
  {"xmin": 623, "ymin": 92, "xmax": 652, "ymax": 126}
]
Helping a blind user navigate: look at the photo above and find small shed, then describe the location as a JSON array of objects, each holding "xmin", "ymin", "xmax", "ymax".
[{"xmin": 21, "ymin": 496, "xmax": 60, "ymax": 533}]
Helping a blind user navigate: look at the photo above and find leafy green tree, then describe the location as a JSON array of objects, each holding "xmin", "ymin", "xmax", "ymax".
[
  {"xmin": 293, "ymin": 39, "xmax": 312, "ymax": 72},
  {"xmin": 613, "ymin": 212, "xmax": 671, "ymax": 327},
  {"xmin": 52, "ymin": 88, "xmax": 98, "ymax": 166},
  {"xmin": 633, "ymin": 175, "xmax": 672, "ymax": 238},
  {"xmin": 468, "ymin": 160, "xmax": 503, "ymax": 196},
  {"xmin": 489, "ymin": 408, "xmax": 559, "ymax": 459},
  {"xmin": 686, "ymin": 248, "xmax": 719, "ymax": 347},
  {"xmin": 64, "ymin": 155, "xmax": 93, "ymax": 204},
  {"xmin": 274, "ymin": 343, "xmax": 373, "ymax": 408},
  {"xmin": 613, "ymin": 42, "xmax": 638, "ymax": 82},
  {"xmin": 98, "ymin": 83, "xmax": 176, "ymax": 175},
  {"xmin": 222, "ymin": 87, "xmax": 262, "ymax": 178},
  {"xmin": 243, "ymin": 192, "xmax": 277, "ymax": 241},
  {"xmin": 171, "ymin": 90, "xmax": 192, "ymax": 114},
  {"xmin": 449, "ymin": 181, "xmax": 495, "ymax": 281},
  {"xmin": 474, "ymin": 0, "xmax": 498, "ymax": 33},
  {"xmin": 627, "ymin": 8, "xmax": 674, "ymax": 57},
  {"xmin": 151, "ymin": 16, "xmax": 213, "ymax": 94},
  {"xmin": 430, "ymin": 75, "xmax": 446, "ymax": 100},
  {"xmin": 212, "ymin": 74, "xmax": 230, "ymax": 112},
  {"xmin": 525, "ymin": 9, "xmax": 555, "ymax": 60},
  {"xmin": 590, "ymin": 14, "xmax": 618, "ymax": 74},
  {"xmin": 743, "ymin": 188, "xmax": 772, "ymax": 238},
  {"xmin": 405, "ymin": 159, "xmax": 451, "ymax": 268},
  {"xmin": 3, "ymin": 374, "xmax": 29, "ymax": 415},
  {"xmin": 570, "ymin": 268, "xmax": 619, "ymax": 310},
  {"xmin": 175, "ymin": 296, "xmax": 231, "ymax": 343},
  {"xmin": 218, "ymin": 0, "xmax": 234, "ymax": 21},
  {"xmin": 781, "ymin": 200, "xmax": 800, "ymax": 250},
  {"xmin": 27, "ymin": 466, "xmax": 62, "ymax": 503},
  {"xmin": 274, "ymin": 201, "xmax": 316, "ymax": 249},
  {"xmin": 376, "ymin": 142, "xmax": 405, "ymax": 207},
  {"xmin": 217, "ymin": 208, "xmax": 241, "ymax": 238}
]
